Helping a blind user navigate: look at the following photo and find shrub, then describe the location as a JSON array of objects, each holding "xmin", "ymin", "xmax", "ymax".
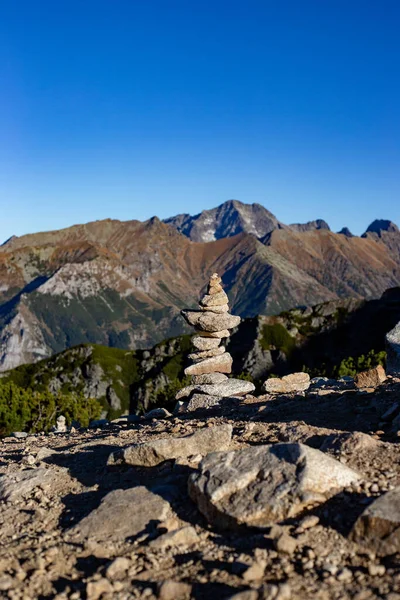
[
  {"xmin": 260, "ymin": 323, "xmax": 296, "ymax": 357},
  {"xmin": 0, "ymin": 381, "xmax": 102, "ymax": 436}
]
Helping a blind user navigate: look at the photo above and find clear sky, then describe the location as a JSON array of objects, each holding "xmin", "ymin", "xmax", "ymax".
[{"xmin": 1, "ymin": 1, "xmax": 399, "ymax": 243}]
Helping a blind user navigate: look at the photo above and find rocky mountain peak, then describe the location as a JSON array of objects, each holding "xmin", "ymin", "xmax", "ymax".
[
  {"xmin": 338, "ymin": 227, "xmax": 354, "ymax": 238},
  {"xmin": 163, "ymin": 199, "xmax": 283, "ymax": 242},
  {"xmin": 364, "ymin": 219, "xmax": 400, "ymax": 237}
]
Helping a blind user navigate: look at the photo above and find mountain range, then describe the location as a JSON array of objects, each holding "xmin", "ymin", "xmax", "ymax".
[{"xmin": 0, "ymin": 199, "xmax": 399, "ymax": 371}]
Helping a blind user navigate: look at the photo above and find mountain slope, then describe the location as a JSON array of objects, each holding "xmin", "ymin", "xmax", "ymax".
[
  {"xmin": 1, "ymin": 202, "xmax": 400, "ymax": 370},
  {"xmin": 2, "ymin": 287, "xmax": 399, "ymax": 420}
]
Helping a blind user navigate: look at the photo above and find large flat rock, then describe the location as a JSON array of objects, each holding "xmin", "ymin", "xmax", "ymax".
[
  {"xmin": 189, "ymin": 443, "xmax": 361, "ymax": 530},
  {"xmin": 176, "ymin": 379, "xmax": 255, "ymax": 399},
  {"xmin": 108, "ymin": 424, "xmax": 233, "ymax": 467},
  {"xmin": 184, "ymin": 352, "xmax": 232, "ymax": 376},
  {"xmin": 0, "ymin": 469, "xmax": 55, "ymax": 502},
  {"xmin": 386, "ymin": 322, "xmax": 400, "ymax": 377},
  {"xmin": 182, "ymin": 310, "xmax": 241, "ymax": 333},
  {"xmin": 263, "ymin": 373, "xmax": 310, "ymax": 394},
  {"xmin": 69, "ymin": 487, "xmax": 172, "ymax": 542},
  {"xmin": 350, "ymin": 487, "xmax": 400, "ymax": 555},
  {"xmin": 188, "ymin": 346, "xmax": 226, "ymax": 362}
]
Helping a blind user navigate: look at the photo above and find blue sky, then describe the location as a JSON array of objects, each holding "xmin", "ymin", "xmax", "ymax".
[{"xmin": 1, "ymin": 0, "xmax": 399, "ymax": 243}]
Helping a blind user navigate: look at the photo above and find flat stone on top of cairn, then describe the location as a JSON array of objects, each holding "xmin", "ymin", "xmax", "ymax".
[{"xmin": 178, "ymin": 273, "xmax": 255, "ymax": 404}]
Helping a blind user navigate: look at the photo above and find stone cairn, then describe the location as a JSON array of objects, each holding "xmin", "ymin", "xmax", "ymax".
[{"xmin": 176, "ymin": 273, "xmax": 255, "ymax": 409}]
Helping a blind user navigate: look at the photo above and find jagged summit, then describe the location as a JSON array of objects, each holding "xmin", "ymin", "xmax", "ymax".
[
  {"xmin": 338, "ymin": 227, "xmax": 354, "ymax": 237},
  {"xmin": 163, "ymin": 199, "xmax": 284, "ymax": 242},
  {"xmin": 290, "ymin": 219, "xmax": 331, "ymax": 233},
  {"xmin": 364, "ymin": 219, "xmax": 400, "ymax": 237}
]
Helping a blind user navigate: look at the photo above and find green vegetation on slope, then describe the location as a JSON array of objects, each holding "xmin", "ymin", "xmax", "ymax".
[
  {"xmin": 0, "ymin": 381, "xmax": 101, "ymax": 436},
  {"xmin": 260, "ymin": 323, "xmax": 296, "ymax": 357}
]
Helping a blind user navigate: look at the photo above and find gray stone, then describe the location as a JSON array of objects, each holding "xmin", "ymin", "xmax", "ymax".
[
  {"xmin": 191, "ymin": 336, "xmax": 221, "ymax": 351},
  {"xmin": 320, "ymin": 431, "xmax": 381, "ymax": 453},
  {"xmin": 88, "ymin": 419, "xmax": 109, "ymax": 428},
  {"xmin": 150, "ymin": 525, "xmax": 199, "ymax": 549},
  {"xmin": 263, "ymin": 372, "xmax": 310, "ymax": 394},
  {"xmin": 108, "ymin": 423, "xmax": 232, "ymax": 467},
  {"xmin": 145, "ymin": 407, "xmax": 172, "ymax": 420},
  {"xmin": 182, "ymin": 310, "xmax": 241, "ymax": 333},
  {"xmin": 350, "ymin": 487, "xmax": 400, "ymax": 555},
  {"xmin": 11, "ymin": 431, "xmax": 28, "ymax": 439},
  {"xmin": 189, "ymin": 443, "xmax": 360, "ymax": 530},
  {"xmin": 186, "ymin": 394, "xmax": 221, "ymax": 411},
  {"xmin": 176, "ymin": 379, "xmax": 255, "ymax": 399},
  {"xmin": 0, "ymin": 469, "xmax": 55, "ymax": 501},
  {"xmin": 107, "ymin": 386, "xmax": 121, "ymax": 411},
  {"xmin": 69, "ymin": 487, "xmax": 172, "ymax": 542},
  {"xmin": 54, "ymin": 415, "xmax": 67, "ymax": 433},
  {"xmin": 184, "ymin": 352, "xmax": 232, "ymax": 376},
  {"xmin": 191, "ymin": 373, "xmax": 228, "ymax": 384},
  {"xmin": 188, "ymin": 346, "xmax": 225, "ymax": 362},
  {"xmin": 200, "ymin": 291, "xmax": 229, "ymax": 307},
  {"xmin": 386, "ymin": 322, "xmax": 400, "ymax": 376}
]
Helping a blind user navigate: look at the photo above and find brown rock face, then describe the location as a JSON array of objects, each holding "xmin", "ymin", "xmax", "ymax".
[{"xmin": 354, "ymin": 365, "xmax": 387, "ymax": 389}]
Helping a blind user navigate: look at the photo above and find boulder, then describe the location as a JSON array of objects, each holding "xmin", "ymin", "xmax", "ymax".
[
  {"xmin": 69, "ymin": 487, "xmax": 172, "ymax": 542},
  {"xmin": 263, "ymin": 373, "xmax": 310, "ymax": 394},
  {"xmin": 176, "ymin": 379, "xmax": 255, "ymax": 399},
  {"xmin": 386, "ymin": 322, "xmax": 400, "ymax": 377},
  {"xmin": 0, "ymin": 469, "xmax": 55, "ymax": 501},
  {"xmin": 108, "ymin": 423, "xmax": 232, "ymax": 467},
  {"xmin": 189, "ymin": 443, "xmax": 360, "ymax": 530},
  {"xmin": 320, "ymin": 431, "xmax": 381, "ymax": 453},
  {"xmin": 145, "ymin": 408, "xmax": 172, "ymax": 420},
  {"xmin": 184, "ymin": 353, "xmax": 232, "ymax": 376},
  {"xmin": 354, "ymin": 365, "xmax": 386, "ymax": 389},
  {"xmin": 181, "ymin": 310, "xmax": 241, "ymax": 333},
  {"xmin": 186, "ymin": 394, "xmax": 221, "ymax": 411},
  {"xmin": 350, "ymin": 487, "xmax": 400, "ymax": 555}
]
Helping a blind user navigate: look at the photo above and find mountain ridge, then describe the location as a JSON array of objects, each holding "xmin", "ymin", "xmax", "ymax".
[{"xmin": 0, "ymin": 200, "xmax": 399, "ymax": 371}]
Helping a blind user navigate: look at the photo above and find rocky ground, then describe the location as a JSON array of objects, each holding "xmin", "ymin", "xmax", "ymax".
[{"xmin": 2, "ymin": 377, "xmax": 400, "ymax": 600}]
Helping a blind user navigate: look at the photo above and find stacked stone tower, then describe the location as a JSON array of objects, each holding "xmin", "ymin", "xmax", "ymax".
[{"xmin": 176, "ymin": 273, "xmax": 255, "ymax": 407}]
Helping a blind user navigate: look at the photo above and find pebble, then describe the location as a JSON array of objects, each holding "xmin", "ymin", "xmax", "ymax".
[
  {"xmin": 158, "ymin": 580, "xmax": 192, "ymax": 599},
  {"xmin": 368, "ymin": 563, "xmax": 386, "ymax": 576},
  {"xmin": 242, "ymin": 560, "xmax": 266, "ymax": 582},
  {"xmin": 274, "ymin": 534, "xmax": 298, "ymax": 555}
]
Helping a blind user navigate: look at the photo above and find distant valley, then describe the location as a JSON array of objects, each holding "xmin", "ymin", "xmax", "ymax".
[{"xmin": 0, "ymin": 199, "xmax": 399, "ymax": 371}]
